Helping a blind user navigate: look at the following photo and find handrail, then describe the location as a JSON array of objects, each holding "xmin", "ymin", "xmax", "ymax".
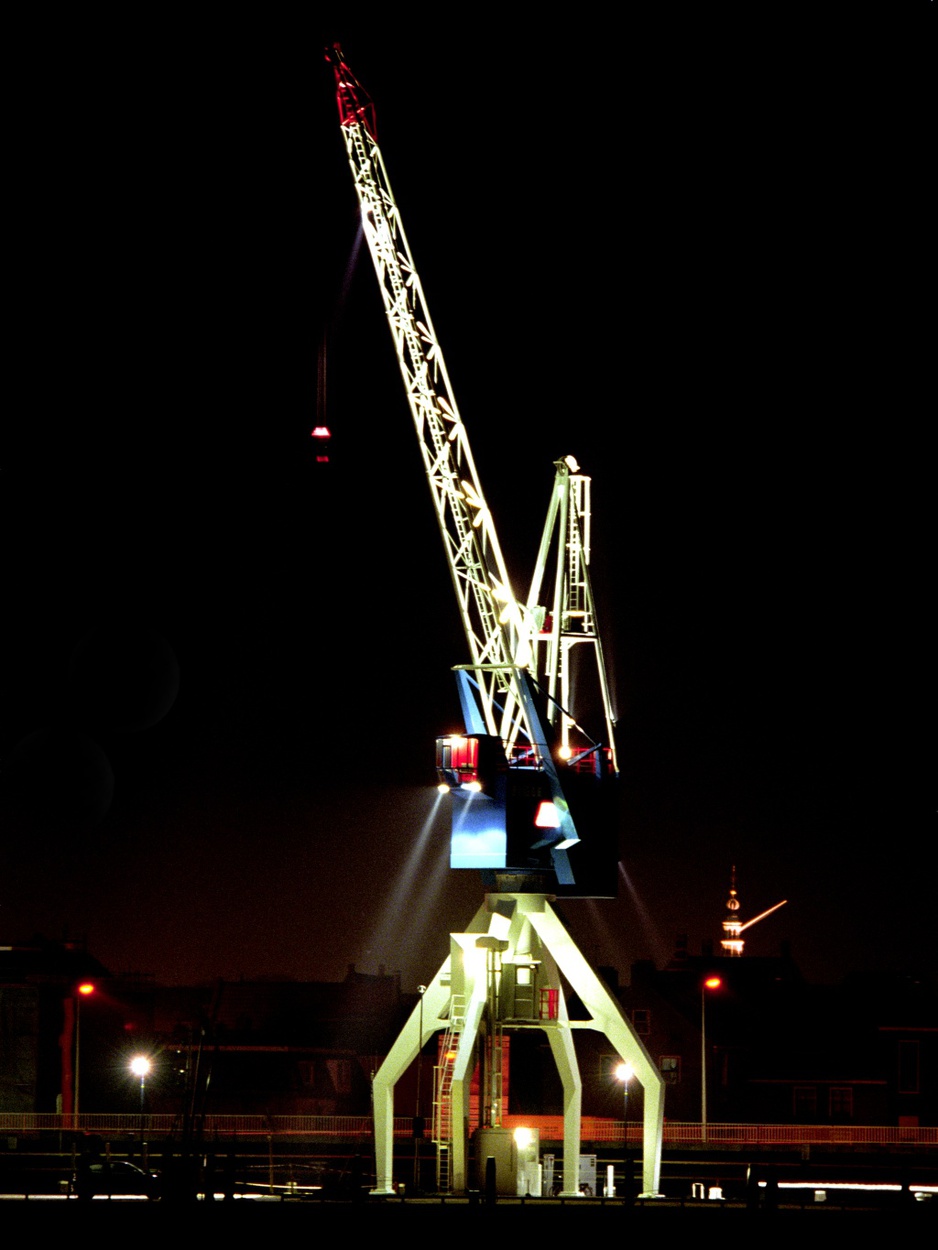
[{"xmin": 1, "ymin": 1112, "xmax": 935, "ymax": 1146}]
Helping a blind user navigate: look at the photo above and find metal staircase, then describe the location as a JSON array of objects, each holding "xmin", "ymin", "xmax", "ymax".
[{"xmin": 432, "ymin": 993, "xmax": 465, "ymax": 1193}]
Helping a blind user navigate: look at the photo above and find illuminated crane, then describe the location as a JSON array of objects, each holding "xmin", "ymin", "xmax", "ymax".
[{"xmin": 327, "ymin": 44, "xmax": 663, "ymax": 1198}]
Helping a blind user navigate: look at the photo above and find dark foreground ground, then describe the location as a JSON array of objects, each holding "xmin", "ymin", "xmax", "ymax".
[{"xmin": 1, "ymin": 1193, "xmax": 935, "ymax": 1242}]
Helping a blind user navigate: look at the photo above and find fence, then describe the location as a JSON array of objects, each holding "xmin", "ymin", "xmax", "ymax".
[{"xmin": 1, "ymin": 1113, "xmax": 935, "ymax": 1147}]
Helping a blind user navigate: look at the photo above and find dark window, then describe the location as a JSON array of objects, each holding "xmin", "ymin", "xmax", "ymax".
[
  {"xmin": 632, "ymin": 1009, "xmax": 651, "ymax": 1036},
  {"xmin": 829, "ymin": 1087, "xmax": 853, "ymax": 1119},
  {"xmin": 898, "ymin": 1041, "xmax": 920, "ymax": 1095},
  {"xmin": 326, "ymin": 1059, "xmax": 352, "ymax": 1094},
  {"xmin": 658, "ymin": 1056, "xmax": 680, "ymax": 1085},
  {"xmin": 793, "ymin": 1086, "xmax": 817, "ymax": 1120}
]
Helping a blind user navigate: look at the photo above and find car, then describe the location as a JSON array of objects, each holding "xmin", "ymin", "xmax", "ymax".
[{"xmin": 74, "ymin": 1160, "xmax": 159, "ymax": 1200}]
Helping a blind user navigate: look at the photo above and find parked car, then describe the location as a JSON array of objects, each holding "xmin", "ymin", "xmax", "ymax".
[{"xmin": 74, "ymin": 1160, "xmax": 159, "ymax": 1200}]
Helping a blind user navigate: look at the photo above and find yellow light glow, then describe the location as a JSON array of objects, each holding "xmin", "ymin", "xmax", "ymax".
[
  {"xmin": 558, "ymin": 745, "xmax": 572, "ymax": 760},
  {"xmin": 513, "ymin": 1127, "xmax": 533, "ymax": 1147},
  {"xmin": 615, "ymin": 1062, "xmax": 634, "ymax": 1083},
  {"xmin": 77, "ymin": 982, "xmax": 95, "ymax": 996},
  {"xmin": 129, "ymin": 1056, "xmax": 151, "ymax": 1077},
  {"xmin": 437, "ymin": 783, "xmax": 451, "ymax": 794},
  {"xmin": 704, "ymin": 976, "xmax": 722, "ymax": 990},
  {"xmin": 463, "ymin": 780, "xmax": 482, "ymax": 793}
]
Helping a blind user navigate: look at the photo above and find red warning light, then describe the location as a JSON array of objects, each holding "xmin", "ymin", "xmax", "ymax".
[{"xmin": 311, "ymin": 426, "xmax": 331, "ymax": 463}]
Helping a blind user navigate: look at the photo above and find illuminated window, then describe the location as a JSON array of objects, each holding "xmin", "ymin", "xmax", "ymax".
[
  {"xmin": 659, "ymin": 1056, "xmax": 680, "ymax": 1085},
  {"xmin": 631, "ymin": 1009, "xmax": 650, "ymax": 1036},
  {"xmin": 829, "ymin": 1087, "xmax": 853, "ymax": 1119}
]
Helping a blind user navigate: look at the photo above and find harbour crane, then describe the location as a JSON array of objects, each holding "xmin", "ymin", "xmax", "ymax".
[{"xmin": 326, "ymin": 44, "xmax": 664, "ymax": 1199}]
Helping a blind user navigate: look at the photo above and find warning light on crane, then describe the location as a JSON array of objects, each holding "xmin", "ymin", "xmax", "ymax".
[
  {"xmin": 310, "ymin": 425, "xmax": 331, "ymax": 462},
  {"xmin": 534, "ymin": 801, "xmax": 561, "ymax": 829}
]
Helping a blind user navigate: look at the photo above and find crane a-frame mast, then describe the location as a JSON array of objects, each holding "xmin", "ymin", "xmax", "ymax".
[{"xmin": 528, "ymin": 456, "xmax": 619, "ymax": 777}]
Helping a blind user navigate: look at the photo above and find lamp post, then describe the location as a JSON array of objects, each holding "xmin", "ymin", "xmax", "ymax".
[
  {"xmin": 615, "ymin": 1061, "xmax": 634, "ymax": 1195},
  {"xmin": 413, "ymin": 984, "xmax": 427, "ymax": 1194},
  {"xmin": 701, "ymin": 976, "xmax": 722, "ymax": 1142},
  {"xmin": 73, "ymin": 982, "xmax": 95, "ymax": 1125},
  {"xmin": 130, "ymin": 1056, "xmax": 151, "ymax": 1157}
]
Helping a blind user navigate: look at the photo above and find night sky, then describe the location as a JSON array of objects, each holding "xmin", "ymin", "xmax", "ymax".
[{"xmin": 4, "ymin": 15, "xmax": 934, "ymax": 992}]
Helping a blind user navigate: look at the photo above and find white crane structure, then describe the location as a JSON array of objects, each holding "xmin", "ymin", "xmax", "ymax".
[{"xmin": 327, "ymin": 44, "xmax": 663, "ymax": 1199}]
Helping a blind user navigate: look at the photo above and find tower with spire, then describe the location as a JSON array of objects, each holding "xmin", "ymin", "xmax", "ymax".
[
  {"xmin": 721, "ymin": 866, "xmax": 744, "ymax": 956},
  {"xmin": 719, "ymin": 866, "xmax": 787, "ymax": 957}
]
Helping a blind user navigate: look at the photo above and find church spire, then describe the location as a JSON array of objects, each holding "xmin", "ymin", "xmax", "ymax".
[
  {"xmin": 719, "ymin": 866, "xmax": 788, "ymax": 957},
  {"xmin": 721, "ymin": 865, "xmax": 744, "ymax": 956}
]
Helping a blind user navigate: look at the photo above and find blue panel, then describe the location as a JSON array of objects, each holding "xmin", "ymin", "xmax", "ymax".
[{"xmin": 449, "ymin": 790, "xmax": 507, "ymax": 869}]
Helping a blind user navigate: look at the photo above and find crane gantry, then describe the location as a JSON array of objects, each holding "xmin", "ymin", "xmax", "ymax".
[{"xmin": 326, "ymin": 44, "xmax": 663, "ymax": 1199}]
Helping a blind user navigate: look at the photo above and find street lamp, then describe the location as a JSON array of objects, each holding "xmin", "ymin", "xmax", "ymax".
[
  {"xmin": 413, "ymin": 984, "xmax": 427, "ymax": 1193},
  {"xmin": 73, "ymin": 982, "xmax": 95, "ymax": 1124},
  {"xmin": 130, "ymin": 1055, "xmax": 151, "ymax": 1157},
  {"xmin": 615, "ymin": 1061, "xmax": 634, "ymax": 1126},
  {"xmin": 701, "ymin": 976, "xmax": 722, "ymax": 1141},
  {"xmin": 615, "ymin": 1061, "xmax": 634, "ymax": 1197},
  {"xmin": 130, "ymin": 1055, "xmax": 151, "ymax": 1112}
]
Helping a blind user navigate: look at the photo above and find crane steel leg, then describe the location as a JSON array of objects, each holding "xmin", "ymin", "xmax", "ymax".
[{"xmin": 370, "ymin": 893, "xmax": 664, "ymax": 1198}]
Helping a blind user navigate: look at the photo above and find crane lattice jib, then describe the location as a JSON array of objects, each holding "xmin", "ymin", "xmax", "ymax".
[{"xmin": 328, "ymin": 46, "xmax": 533, "ymax": 752}]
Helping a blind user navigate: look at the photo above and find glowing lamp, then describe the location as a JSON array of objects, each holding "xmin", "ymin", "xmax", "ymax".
[
  {"xmin": 704, "ymin": 976, "xmax": 722, "ymax": 991},
  {"xmin": 534, "ymin": 801, "xmax": 560, "ymax": 829},
  {"xmin": 77, "ymin": 982, "xmax": 95, "ymax": 996},
  {"xmin": 310, "ymin": 426, "xmax": 331, "ymax": 463}
]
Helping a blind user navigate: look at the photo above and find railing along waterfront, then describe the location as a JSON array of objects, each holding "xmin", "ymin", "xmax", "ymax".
[{"xmin": 1, "ymin": 1113, "xmax": 935, "ymax": 1148}]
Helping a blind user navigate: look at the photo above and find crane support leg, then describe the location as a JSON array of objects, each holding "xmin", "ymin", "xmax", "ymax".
[
  {"xmin": 523, "ymin": 896, "xmax": 665, "ymax": 1196},
  {"xmin": 371, "ymin": 894, "xmax": 663, "ymax": 1197},
  {"xmin": 544, "ymin": 1022, "xmax": 582, "ymax": 1197},
  {"xmin": 370, "ymin": 958, "xmax": 454, "ymax": 1194}
]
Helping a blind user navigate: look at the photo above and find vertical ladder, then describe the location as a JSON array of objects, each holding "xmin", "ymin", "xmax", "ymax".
[
  {"xmin": 432, "ymin": 993, "xmax": 465, "ymax": 1193},
  {"xmin": 485, "ymin": 1018, "xmax": 504, "ymax": 1127}
]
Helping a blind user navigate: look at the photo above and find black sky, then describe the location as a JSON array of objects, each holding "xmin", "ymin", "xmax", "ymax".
[{"xmin": 3, "ymin": 15, "xmax": 934, "ymax": 991}]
